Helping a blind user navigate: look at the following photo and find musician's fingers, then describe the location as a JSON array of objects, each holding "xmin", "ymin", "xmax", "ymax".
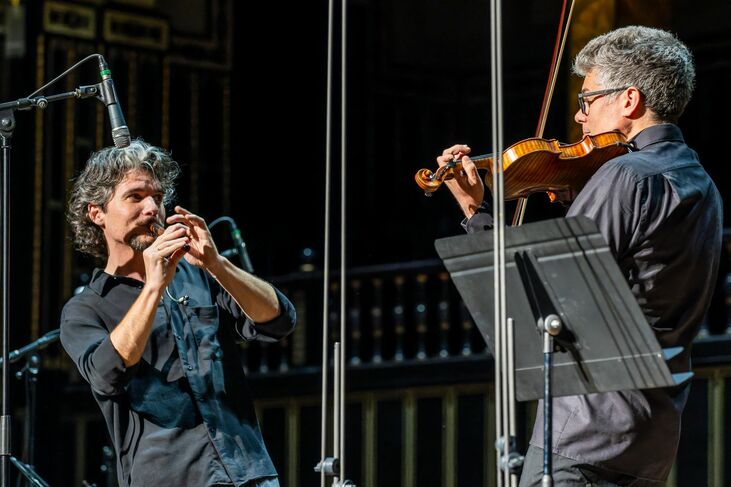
[
  {"xmin": 169, "ymin": 206, "xmax": 206, "ymax": 225},
  {"xmin": 168, "ymin": 242, "xmax": 191, "ymax": 264},
  {"xmin": 162, "ymin": 223, "xmax": 187, "ymax": 236},
  {"xmin": 462, "ymin": 156, "xmax": 479, "ymax": 186},
  {"xmin": 173, "ymin": 205, "xmax": 192, "ymax": 215},
  {"xmin": 156, "ymin": 236, "xmax": 190, "ymax": 253},
  {"xmin": 441, "ymin": 144, "xmax": 471, "ymax": 158},
  {"xmin": 438, "ymin": 144, "xmax": 471, "ymax": 166}
]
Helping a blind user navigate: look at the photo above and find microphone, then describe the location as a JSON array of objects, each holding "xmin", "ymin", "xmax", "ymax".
[
  {"xmin": 97, "ymin": 55, "xmax": 131, "ymax": 148},
  {"xmin": 230, "ymin": 220, "xmax": 255, "ymax": 273},
  {"xmin": 0, "ymin": 329, "xmax": 60, "ymax": 368}
]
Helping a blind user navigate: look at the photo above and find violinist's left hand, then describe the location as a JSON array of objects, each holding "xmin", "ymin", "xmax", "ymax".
[
  {"xmin": 437, "ymin": 144, "xmax": 485, "ymax": 218},
  {"xmin": 166, "ymin": 206, "xmax": 220, "ymax": 270}
]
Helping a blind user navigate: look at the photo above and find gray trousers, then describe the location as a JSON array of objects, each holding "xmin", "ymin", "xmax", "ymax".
[{"xmin": 518, "ymin": 445, "xmax": 662, "ymax": 487}]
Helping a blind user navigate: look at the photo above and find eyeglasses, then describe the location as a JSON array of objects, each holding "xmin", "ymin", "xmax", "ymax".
[{"xmin": 577, "ymin": 87, "xmax": 629, "ymax": 115}]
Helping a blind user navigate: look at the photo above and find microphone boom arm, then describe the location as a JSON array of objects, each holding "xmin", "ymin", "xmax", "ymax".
[{"xmin": 0, "ymin": 85, "xmax": 101, "ymax": 113}]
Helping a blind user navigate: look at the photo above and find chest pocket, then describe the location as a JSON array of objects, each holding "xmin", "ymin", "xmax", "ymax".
[
  {"xmin": 188, "ymin": 304, "xmax": 222, "ymax": 361},
  {"xmin": 140, "ymin": 303, "xmax": 184, "ymax": 382}
]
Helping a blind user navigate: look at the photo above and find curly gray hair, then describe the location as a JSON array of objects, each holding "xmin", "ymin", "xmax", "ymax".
[
  {"xmin": 573, "ymin": 25, "xmax": 695, "ymax": 123},
  {"xmin": 67, "ymin": 139, "xmax": 181, "ymax": 260}
]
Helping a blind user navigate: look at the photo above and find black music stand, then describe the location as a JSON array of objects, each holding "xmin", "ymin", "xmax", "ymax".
[{"xmin": 435, "ymin": 216, "xmax": 690, "ymax": 484}]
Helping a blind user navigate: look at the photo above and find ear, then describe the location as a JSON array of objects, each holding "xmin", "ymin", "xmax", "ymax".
[
  {"xmin": 88, "ymin": 203, "xmax": 105, "ymax": 227},
  {"xmin": 621, "ymin": 86, "xmax": 643, "ymax": 118}
]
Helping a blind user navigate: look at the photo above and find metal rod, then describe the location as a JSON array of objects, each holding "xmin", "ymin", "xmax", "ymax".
[
  {"xmin": 333, "ymin": 343, "xmax": 340, "ymax": 486},
  {"xmin": 490, "ymin": 0, "xmax": 508, "ymax": 485},
  {"xmin": 339, "ymin": 0, "xmax": 348, "ymax": 480},
  {"xmin": 490, "ymin": 0, "xmax": 502, "ymax": 477},
  {"xmin": 542, "ymin": 333, "xmax": 553, "ymax": 487},
  {"xmin": 1, "ymin": 130, "xmax": 12, "ymax": 487},
  {"xmin": 507, "ymin": 318, "xmax": 518, "ymax": 487},
  {"xmin": 319, "ymin": 0, "xmax": 336, "ymax": 482}
]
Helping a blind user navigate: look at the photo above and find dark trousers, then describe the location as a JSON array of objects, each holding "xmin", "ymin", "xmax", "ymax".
[{"xmin": 518, "ymin": 445, "xmax": 662, "ymax": 487}]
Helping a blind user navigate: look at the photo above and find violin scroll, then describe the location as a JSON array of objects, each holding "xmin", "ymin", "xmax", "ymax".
[{"xmin": 414, "ymin": 159, "xmax": 465, "ymax": 195}]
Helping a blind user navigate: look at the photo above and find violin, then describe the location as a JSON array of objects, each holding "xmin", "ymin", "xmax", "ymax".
[{"xmin": 414, "ymin": 131, "xmax": 631, "ymax": 204}]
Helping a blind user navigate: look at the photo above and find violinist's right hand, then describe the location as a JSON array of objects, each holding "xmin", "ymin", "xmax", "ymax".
[{"xmin": 437, "ymin": 144, "xmax": 485, "ymax": 218}]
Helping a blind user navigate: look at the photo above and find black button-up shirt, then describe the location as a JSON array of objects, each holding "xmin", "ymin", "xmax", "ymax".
[
  {"xmin": 466, "ymin": 124, "xmax": 723, "ymax": 481},
  {"xmin": 60, "ymin": 261, "xmax": 297, "ymax": 487}
]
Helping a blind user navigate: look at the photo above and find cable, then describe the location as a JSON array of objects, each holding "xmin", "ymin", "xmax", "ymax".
[{"xmin": 26, "ymin": 53, "xmax": 101, "ymax": 98}]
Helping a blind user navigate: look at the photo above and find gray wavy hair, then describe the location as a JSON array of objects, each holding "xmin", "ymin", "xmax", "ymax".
[
  {"xmin": 573, "ymin": 26, "xmax": 695, "ymax": 123},
  {"xmin": 67, "ymin": 139, "xmax": 181, "ymax": 260}
]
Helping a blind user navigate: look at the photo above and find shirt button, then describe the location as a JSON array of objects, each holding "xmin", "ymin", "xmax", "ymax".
[
  {"xmin": 174, "ymin": 334, "xmax": 181, "ymax": 340},
  {"xmin": 186, "ymin": 365, "xmax": 193, "ymax": 371}
]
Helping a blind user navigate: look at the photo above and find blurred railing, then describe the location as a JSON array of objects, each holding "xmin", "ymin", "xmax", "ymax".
[
  {"xmin": 241, "ymin": 230, "xmax": 731, "ymax": 487},
  {"xmin": 242, "ymin": 258, "xmax": 489, "ymax": 377}
]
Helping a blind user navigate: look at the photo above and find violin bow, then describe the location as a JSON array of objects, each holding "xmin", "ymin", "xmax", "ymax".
[{"xmin": 511, "ymin": 0, "xmax": 576, "ymax": 226}]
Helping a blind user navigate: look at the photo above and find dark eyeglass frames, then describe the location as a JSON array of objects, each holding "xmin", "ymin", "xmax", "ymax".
[{"xmin": 577, "ymin": 87, "xmax": 629, "ymax": 115}]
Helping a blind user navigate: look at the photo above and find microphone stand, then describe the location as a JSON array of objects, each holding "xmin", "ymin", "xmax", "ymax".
[
  {"xmin": 0, "ymin": 83, "xmax": 102, "ymax": 487},
  {"xmin": 0, "ymin": 329, "xmax": 59, "ymax": 487},
  {"xmin": 18, "ymin": 353, "xmax": 39, "ymax": 487},
  {"xmin": 209, "ymin": 216, "xmax": 255, "ymax": 274}
]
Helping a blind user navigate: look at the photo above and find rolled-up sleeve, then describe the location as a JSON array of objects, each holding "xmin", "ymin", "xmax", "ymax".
[
  {"xmin": 235, "ymin": 287, "xmax": 297, "ymax": 342},
  {"xmin": 462, "ymin": 211, "xmax": 494, "ymax": 234},
  {"xmin": 60, "ymin": 304, "xmax": 133, "ymax": 397},
  {"xmin": 206, "ymin": 267, "xmax": 297, "ymax": 342},
  {"xmin": 459, "ymin": 199, "xmax": 494, "ymax": 234}
]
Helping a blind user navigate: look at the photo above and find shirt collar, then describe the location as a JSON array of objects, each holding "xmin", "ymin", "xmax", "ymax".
[
  {"xmin": 630, "ymin": 123, "xmax": 685, "ymax": 151},
  {"xmin": 88, "ymin": 267, "xmax": 144, "ymax": 296}
]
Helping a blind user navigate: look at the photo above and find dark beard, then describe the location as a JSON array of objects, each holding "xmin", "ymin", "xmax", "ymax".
[{"xmin": 128, "ymin": 234, "xmax": 153, "ymax": 252}]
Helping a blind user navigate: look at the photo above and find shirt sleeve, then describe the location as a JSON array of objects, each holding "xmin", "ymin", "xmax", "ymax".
[
  {"xmin": 214, "ymin": 282, "xmax": 297, "ymax": 343},
  {"xmin": 461, "ymin": 204, "xmax": 495, "ymax": 234},
  {"xmin": 60, "ymin": 300, "xmax": 134, "ymax": 397}
]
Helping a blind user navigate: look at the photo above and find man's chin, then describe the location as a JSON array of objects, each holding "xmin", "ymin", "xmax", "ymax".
[{"xmin": 128, "ymin": 235, "xmax": 153, "ymax": 252}]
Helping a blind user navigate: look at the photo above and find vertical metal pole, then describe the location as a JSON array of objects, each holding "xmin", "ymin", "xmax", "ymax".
[
  {"xmin": 507, "ymin": 318, "xmax": 518, "ymax": 487},
  {"xmin": 490, "ymin": 0, "xmax": 507, "ymax": 485},
  {"xmin": 333, "ymin": 343, "xmax": 340, "ymax": 487},
  {"xmin": 1, "ymin": 131, "xmax": 12, "ymax": 487},
  {"xmin": 493, "ymin": 285, "xmax": 503, "ymax": 487},
  {"xmin": 320, "ymin": 0, "xmax": 336, "ymax": 482},
  {"xmin": 501, "ymin": 313, "xmax": 509, "ymax": 487},
  {"xmin": 542, "ymin": 332, "xmax": 553, "ymax": 487},
  {"xmin": 339, "ymin": 0, "xmax": 348, "ymax": 481}
]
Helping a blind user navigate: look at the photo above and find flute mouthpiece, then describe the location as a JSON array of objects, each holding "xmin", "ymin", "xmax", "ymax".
[{"xmin": 149, "ymin": 222, "xmax": 165, "ymax": 236}]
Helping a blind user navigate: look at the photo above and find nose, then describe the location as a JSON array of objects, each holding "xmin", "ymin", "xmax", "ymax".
[
  {"xmin": 141, "ymin": 196, "xmax": 160, "ymax": 216},
  {"xmin": 574, "ymin": 108, "xmax": 587, "ymax": 125}
]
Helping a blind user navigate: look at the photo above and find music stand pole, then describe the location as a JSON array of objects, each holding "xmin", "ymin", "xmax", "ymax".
[{"xmin": 541, "ymin": 314, "xmax": 561, "ymax": 487}]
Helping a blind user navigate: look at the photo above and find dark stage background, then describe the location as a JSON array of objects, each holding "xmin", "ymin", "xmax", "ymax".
[{"xmin": 0, "ymin": 0, "xmax": 729, "ymax": 486}]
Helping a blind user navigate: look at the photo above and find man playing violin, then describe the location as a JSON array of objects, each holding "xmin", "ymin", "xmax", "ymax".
[{"xmin": 437, "ymin": 26, "xmax": 722, "ymax": 486}]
